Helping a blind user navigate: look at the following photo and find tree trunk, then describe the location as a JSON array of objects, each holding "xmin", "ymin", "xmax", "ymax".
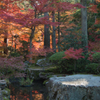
[
  {"xmin": 58, "ymin": 11, "xmax": 60, "ymax": 52},
  {"xmin": 44, "ymin": 12, "xmax": 50, "ymax": 48},
  {"xmin": 81, "ymin": 0, "xmax": 88, "ymax": 54},
  {"xmin": 52, "ymin": 11, "xmax": 56, "ymax": 52},
  {"xmin": 29, "ymin": 27, "xmax": 35, "ymax": 62},
  {"xmin": 4, "ymin": 37, "xmax": 8, "ymax": 54}
]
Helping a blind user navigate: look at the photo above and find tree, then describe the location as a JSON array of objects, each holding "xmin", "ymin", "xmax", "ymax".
[
  {"xmin": 52, "ymin": 11, "xmax": 56, "ymax": 52},
  {"xmin": 44, "ymin": 12, "xmax": 50, "ymax": 48},
  {"xmin": 81, "ymin": 0, "xmax": 88, "ymax": 53},
  {"xmin": 0, "ymin": 0, "xmax": 85, "ymax": 60}
]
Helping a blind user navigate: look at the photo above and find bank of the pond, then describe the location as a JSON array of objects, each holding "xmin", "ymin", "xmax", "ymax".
[
  {"xmin": 46, "ymin": 74, "xmax": 100, "ymax": 100},
  {"xmin": 8, "ymin": 80, "xmax": 48, "ymax": 100}
]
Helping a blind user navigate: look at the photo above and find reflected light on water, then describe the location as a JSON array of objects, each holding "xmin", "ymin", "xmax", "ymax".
[
  {"xmin": 9, "ymin": 80, "xmax": 47, "ymax": 100},
  {"xmin": 10, "ymin": 93, "xmax": 44, "ymax": 100}
]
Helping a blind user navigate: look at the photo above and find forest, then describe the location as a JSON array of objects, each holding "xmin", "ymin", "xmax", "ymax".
[{"xmin": 0, "ymin": 0, "xmax": 100, "ymax": 79}]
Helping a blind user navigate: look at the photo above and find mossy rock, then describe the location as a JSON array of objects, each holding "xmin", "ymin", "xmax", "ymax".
[
  {"xmin": 85, "ymin": 63, "xmax": 100, "ymax": 74},
  {"xmin": 2, "ymin": 88, "xmax": 10, "ymax": 96},
  {"xmin": 3, "ymin": 96, "xmax": 9, "ymax": 100},
  {"xmin": 49, "ymin": 51, "xmax": 65, "ymax": 64},
  {"xmin": 92, "ymin": 52, "xmax": 100, "ymax": 63}
]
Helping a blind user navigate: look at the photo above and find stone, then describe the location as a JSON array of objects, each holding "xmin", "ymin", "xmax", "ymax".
[
  {"xmin": 0, "ymin": 80, "xmax": 7, "ymax": 90},
  {"xmin": 39, "ymin": 72, "xmax": 54, "ymax": 79},
  {"xmin": 36, "ymin": 58, "xmax": 52, "ymax": 67},
  {"xmin": 24, "ymin": 61, "xmax": 31, "ymax": 70},
  {"xmin": 0, "ymin": 88, "xmax": 3, "ymax": 100},
  {"xmin": 46, "ymin": 74, "xmax": 100, "ymax": 100}
]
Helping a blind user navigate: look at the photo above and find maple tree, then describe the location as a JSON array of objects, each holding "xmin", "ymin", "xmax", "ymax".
[
  {"xmin": 63, "ymin": 47, "xmax": 84, "ymax": 60},
  {"xmin": 0, "ymin": 0, "xmax": 85, "ymax": 61},
  {"xmin": 0, "ymin": 0, "xmax": 100, "ymax": 76},
  {"xmin": 61, "ymin": 47, "xmax": 84, "ymax": 73}
]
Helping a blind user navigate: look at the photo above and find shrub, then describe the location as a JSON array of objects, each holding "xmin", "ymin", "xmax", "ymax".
[
  {"xmin": 49, "ymin": 51, "xmax": 76, "ymax": 74},
  {"xmin": 58, "ymin": 60, "xmax": 75, "ymax": 74},
  {"xmin": 92, "ymin": 52, "xmax": 100, "ymax": 63},
  {"xmin": 49, "ymin": 51, "xmax": 65, "ymax": 64},
  {"xmin": 85, "ymin": 63, "xmax": 100, "ymax": 74},
  {"xmin": 62, "ymin": 48, "xmax": 84, "ymax": 60},
  {"xmin": 19, "ymin": 77, "xmax": 33, "ymax": 86},
  {"xmin": 10, "ymin": 52, "xmax": 20, "ymax": 57},
  {"xmin": 27, "ymin": 47, "xmax": 54, "ymax": 63},
  {"xmin": 0, "ymin": 56, "xmax": 25, "ymax": 79}
]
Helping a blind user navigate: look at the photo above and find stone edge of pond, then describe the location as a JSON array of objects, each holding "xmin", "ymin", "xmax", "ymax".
[
  {"xmin": 46, "ymin": 74, "xmax": 100, "ymax": 100},
  {"xmin": 0, "ymin": 80, "xmax": 10, "ymax": 100}
]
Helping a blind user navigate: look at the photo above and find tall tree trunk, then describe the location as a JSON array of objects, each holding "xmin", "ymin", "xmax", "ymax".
[
  {"xmin": 52, "ymin": 11, "xmax": 56, "ymax": 52},
  {"xmin": 4, "ymin": 36, "xmax": 8, "ymax": 54},
  {"xmin": 81, "ymin": 0, "xmax": 88, "ymax": 54},
  {"xmin": 29, "ymin": 27, "xmax": 35, "ymax": 62},
  {"xmin": 58, "ymin": 11, "xmax": 60, "ymax": 52},
  {"xmin": 44, "ymin": 12, "xmax": 50, "ymax": 48},
  {"xmin": 29, "ymin": 9, "xmax": 36, "ymax": 62}
]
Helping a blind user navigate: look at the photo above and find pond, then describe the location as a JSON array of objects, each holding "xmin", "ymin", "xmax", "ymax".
[{"xmin": 8, "ymin": 80, "xmax": 48, "ymax": 100}]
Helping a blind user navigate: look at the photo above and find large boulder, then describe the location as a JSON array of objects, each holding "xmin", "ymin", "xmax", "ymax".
[{"xmin": 46, "ymin": 74, "xmax": 100, "ymax": 100}]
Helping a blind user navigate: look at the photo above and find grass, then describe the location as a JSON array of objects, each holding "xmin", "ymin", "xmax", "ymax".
[{"xmin": 29, "ymin": 63, "xmax": 57, "ymax": 70}]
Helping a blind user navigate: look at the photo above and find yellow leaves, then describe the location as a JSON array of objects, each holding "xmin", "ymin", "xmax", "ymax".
[
  {"xmin": 0, "ymin": 2, "xmax": 5, "ymax": 6},
  {"xmin": 96, "ymin": 0, "xmax": 100, "ymax": 3}
]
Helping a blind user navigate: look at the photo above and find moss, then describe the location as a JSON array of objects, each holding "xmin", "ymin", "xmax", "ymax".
[
  {"xmin": 3, "ymin": 97, "xmax": 9, "ymax": 100},
  {"xmin": 20, "ymin": 77, "xmax": 33, "ymax": 86},
  {"xmin": 5, "ymin": 79, "xmax": 10, "ymax": 84},
  {"xmin": 49, "ymin": 51, "xmax": 65, "ymax": 64},
  {"xmin": 2, "ymin": 88, "xmax": 10, "ymax": 96}
]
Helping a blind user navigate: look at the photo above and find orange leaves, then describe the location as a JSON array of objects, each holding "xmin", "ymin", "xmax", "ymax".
[
  {"xmin": 89, "ymin": 3, "xmax": 98, "ymax": 13},
  {"xmin": 95, "ymin": 19, "xmax": 100, "ymax": 24},
  {"xmin": 20, "ymin": 34, "xmax": 29, "ymax": 42},
  {"xmin": 96, "ymin": 0, "xmax": 100, "ymax": 3},
  {"xmin": 0, "ymin": 2, "xmax": 5, "ymax": 8}
]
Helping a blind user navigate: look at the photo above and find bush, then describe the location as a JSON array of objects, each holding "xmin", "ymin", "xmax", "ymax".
[
  {"xmin": 85, "ymin": 63, "xmax": 100, "ymax": 74},
  {"xmin": 58, "ymin": 61, "xmax": 75, "ymax": 74},
  {"xmin": 10, "ymin": 52, "xmax": 20, "ymax": 57},
  {"xmin": 75, "ymin": 52, "xmax": 93, "ymax": 73},
  {"xmin": 19, "ymin": 77, "xmax": 33, "ymax": 86},
  {"xmin": 49, "ymin": 51, "xmax": 65, "ymax": 64},
  {"xmin": 0, "ymin": 56, "xmax": 25, "ymax": 79},
  {"xmin": 49, "ymin": 51, "xmax": 75, "ymax": 74},
  {"xmin": 92, "ymin": 52, "xmax": 100, "ymax": 63}
]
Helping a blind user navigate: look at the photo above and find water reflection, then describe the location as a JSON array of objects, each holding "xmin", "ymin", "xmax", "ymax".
[{"xmin": 9, "ymin": 80, "xmax": 47, "ymax": 100}]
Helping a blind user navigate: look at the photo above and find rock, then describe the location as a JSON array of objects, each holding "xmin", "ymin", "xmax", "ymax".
[
  {"xmin": 24, "ymin": 61, "xmax": 31, "ymax": 69},
  {"xmin": 0, "ymin": 80, "xmax": 7, "ymax": 90},
  {"xmin": 46, "ymin": 74, "xmax": 100, "ymax": 100},
  {"xmin": 2, "ymin": 89, "xmax": 10, "ymax": 96},
  {"xmin": 0, "ymin": 88, "xmax": 3, "ymax": 100},
  {"xmin": 39, "ymin": 72, "xmax": 53, "ymax": 79},
  {"xmin": 36, "ymin": 58, "xmax": 52, "ymax": 67}
]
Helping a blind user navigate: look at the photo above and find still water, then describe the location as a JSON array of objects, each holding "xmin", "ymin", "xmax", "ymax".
[{"xmin": 8, "ymin": 80, "xmax": 48, "ymax": 100}]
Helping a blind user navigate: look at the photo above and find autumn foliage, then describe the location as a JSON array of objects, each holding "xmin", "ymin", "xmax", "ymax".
[
  {"xmin": 0, "ymin": 56, "xmax": 25, "ymax": 79},
  {"xmin": 0, "ymin": 0, "xmax": 100, "ymax": 76},
  {"xmin": 63, "ymin": 48, "xmax": 84, "ymax": 60},
  {"xmin": 27, "ymin": 47, "xmax": 54, "ymax": 63}
]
